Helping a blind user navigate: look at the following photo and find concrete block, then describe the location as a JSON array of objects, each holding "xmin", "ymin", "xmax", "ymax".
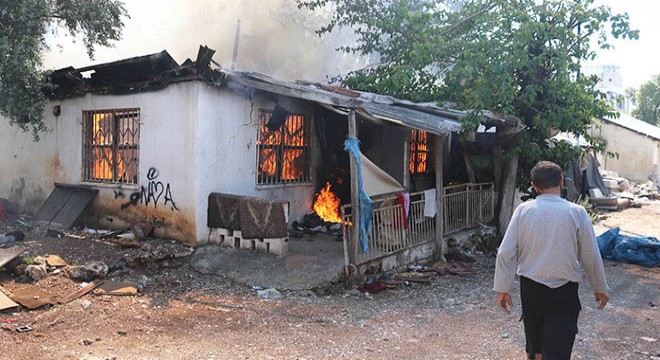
[
  {"xmin": 255, "ymin": 240, "xmax": 269, "ymax": 253},
  {"xmin": 208, "ymin": 229, "xmax": 223, "ymax": 244},
  {"xmin": 264, "ymin": 237, "xmax": 288, "ymax": 256},
  {"xmin": 239, "ymin": 239, "xmax": 255, "ymax": 250},
  {"xmin": 233, "ymin": 230, "xmax": 243, "ymax": 240},
  {"xmin": 222, "ymin": 236, "xmax": 240, "ymax": 248},
  {"xmin": 217, "ymin": 228, "xmax": 232, "ymax": 236}
]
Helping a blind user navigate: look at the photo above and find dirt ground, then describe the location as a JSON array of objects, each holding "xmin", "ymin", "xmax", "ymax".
[{"xmin": 0, "ymin": 202, "xmax": 658, "ymax": 360}]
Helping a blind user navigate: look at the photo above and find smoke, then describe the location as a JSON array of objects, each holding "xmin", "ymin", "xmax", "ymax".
[{"xmin": 42, "ymin": 0, "xmax": 368, "ymax": 82}]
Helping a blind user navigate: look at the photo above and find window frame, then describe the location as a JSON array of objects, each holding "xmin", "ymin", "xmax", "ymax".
[
  {"xmin": 409, "ymin": 129, "xmax": 431, "ymax": 175},
  {"xmin": 81, "ymin": 108, "xmax": 140, "ymax": 185},
  {"xmin": 255, "ymin": 109, "xmax": 311, "ymax": 185}
]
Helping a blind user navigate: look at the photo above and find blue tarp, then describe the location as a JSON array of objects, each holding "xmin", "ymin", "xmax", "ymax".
[
  {"xmin": 597, "ymin": 227, "xmax": 660, "ymax": 267},
  {"xmin": 344, "ymin": 137, "xmax": 373, "ymax": 253}
]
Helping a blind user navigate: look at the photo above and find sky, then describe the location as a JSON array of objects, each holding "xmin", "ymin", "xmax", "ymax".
[
  {"xmin": 590, "ymin": 0, "xmax": 660, "ymax": 89},
  {"xmin": 42, "ymin": 0, "xmax": 659, "ymax": 89}
]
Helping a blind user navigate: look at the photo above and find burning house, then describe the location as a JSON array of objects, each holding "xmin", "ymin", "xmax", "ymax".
[{"xmin": 0, "ymin": 46, "xmax": 519, "ymax": 277}]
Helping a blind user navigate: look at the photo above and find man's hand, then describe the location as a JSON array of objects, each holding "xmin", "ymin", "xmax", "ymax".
[
  {"xmin": 497, "ymin": 292, "xmax": 513, "ymax": 314},
  {"xmin": 594, "ymin": 292, "xmax": 609, "ymax": 309}
]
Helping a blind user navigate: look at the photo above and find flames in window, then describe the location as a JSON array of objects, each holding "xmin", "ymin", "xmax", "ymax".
[
  {"xmin": 409, "ymin": 129, "xmax": 428, "ymax": 174},
  {"xmin": 83, "ymin": 109, "xmax": 139, "ymax": 184},
  {"xmin": 257, "ymin": 110, "xmax": 310, "ymax": 184}
]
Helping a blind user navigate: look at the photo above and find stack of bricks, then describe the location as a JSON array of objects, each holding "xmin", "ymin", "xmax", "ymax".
[{"xmin": 208, "ymin": 227, "xmax": 288, "ymax": 256}]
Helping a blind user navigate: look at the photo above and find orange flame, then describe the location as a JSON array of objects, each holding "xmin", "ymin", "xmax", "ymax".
[
  {"xmin": 92, "ymin": 113, "xmax": 126, "ymax": 181},
  {"xmin": 410, "ymin": 129, "xmax": 428, "ymax": 174},
  {"xmin": 313, "ymin": 182, "xmax": 342, "ymax": 223}
]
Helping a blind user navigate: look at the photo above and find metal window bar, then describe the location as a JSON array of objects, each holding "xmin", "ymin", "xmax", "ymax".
[
  {"xmin": 82, "ymin": 109, "xmax": 139, "ymax": 184},
  {"xmin": 256, "ymin": 110, "xmax": 311, "ymax": 185},
  {"xmin": 409, "ymin": 129, "xmax": 429, "ymax": 174},
  {"xmin": 341, "ymin": 183, "xmax": 495, "ymax": 267}
]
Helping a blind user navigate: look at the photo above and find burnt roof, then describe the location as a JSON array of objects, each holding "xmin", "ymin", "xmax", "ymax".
[
  {"xmin": 46, "ymin": 45, "xmax": 519, "ymax": 134},
  {"xmin": 47, "ymin": 46, "xmax": 219, "ymax": 99}
]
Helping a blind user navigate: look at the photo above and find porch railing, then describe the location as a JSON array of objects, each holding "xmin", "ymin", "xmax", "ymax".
[
  {"xmin": 443, "ymin": 182, "xmax": 495, "ymax": 235},
  {"xmin": 341, "ymin": 182, "xmax": 494, "ymax": 267}
]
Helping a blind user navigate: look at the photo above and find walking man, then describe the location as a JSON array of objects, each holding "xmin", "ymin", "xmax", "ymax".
[{"xmin": 493, "ymin": 161, "xmax": 609, "ymax": 360}]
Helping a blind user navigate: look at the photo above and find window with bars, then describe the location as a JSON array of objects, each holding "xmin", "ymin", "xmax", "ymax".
[
  {"xmin": 256, "ymin": 109, "xmax": 311, "ymax": 185},
  {"xmin": 409, "ymin": 129, "xmax": 430, "ymax": 175},
  {"xmin": 82, "ymin": 109, "xmax": 140, "ymax": 184}
]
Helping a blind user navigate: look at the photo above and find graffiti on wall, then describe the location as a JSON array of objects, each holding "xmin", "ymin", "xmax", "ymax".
[{"xmin": 121, "ymin": 167, "xmax": 180, "ymax": 211}]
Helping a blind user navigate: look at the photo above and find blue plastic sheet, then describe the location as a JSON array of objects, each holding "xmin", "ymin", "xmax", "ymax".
[
  {"xmin": 344, "ymin": 137, "xmax": 373, "ymax": 253},
  {"xmin": 597, "ymin": 227, "xmax": 660, "ymax": 267}
]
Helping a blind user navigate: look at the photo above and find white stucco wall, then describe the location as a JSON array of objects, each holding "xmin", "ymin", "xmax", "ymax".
[
  {"xmin": 195, "ymin": 85, "xmax": 317, "ymax": 243},
  {"xmin": 1, "ymin": 80, "xmax": 320, "ymax": 244},
  {"xmin": 0, "ymin": 116, "xmax": 57, "ymax": 212},
  {"xmin": 591, "ymin": 120, "xmax": 660, "ymax": 181},
  {"xmin": 0, "ymin": 82, "xmax": 200, "ymax": 241}
]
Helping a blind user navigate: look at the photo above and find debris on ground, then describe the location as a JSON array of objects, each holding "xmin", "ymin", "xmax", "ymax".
[{"xmin": 93, "ymin": 280, "xmax": 139, "ymax": 296}]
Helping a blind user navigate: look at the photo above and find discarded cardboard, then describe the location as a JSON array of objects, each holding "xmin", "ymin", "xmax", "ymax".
[
  {"xmin": 0, "ymin": 247, "xmax": 23, "ymax": 269},
  {"xmin": 0, "ymin": 290, "xmax": 19, "ymax": 311},
  {"xmin": 45, "ymin": 255, "xmax": 68, "ymax": 267},
  {"xmin": 10, "ymin": 288, "xmax": 60, "ymax": 309},
  {"xmin": 93, "ymin": 281, "xmax": 139, "ymax": 296}
]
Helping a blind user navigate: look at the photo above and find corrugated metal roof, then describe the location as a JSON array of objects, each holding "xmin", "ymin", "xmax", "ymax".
[
  {"xmin": 602, "ymin": 113, "xmax": 660, "ymax": 141},
  {"xmin": 223, "ymin": 69, "xmax": 517, "ymax": 135},
  {"xmin": 361, "ymin": 103, "xmax": 462, "ymax": 134}
]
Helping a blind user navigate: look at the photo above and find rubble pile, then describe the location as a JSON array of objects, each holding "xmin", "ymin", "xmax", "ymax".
[{"xmin": 597, "ymin": 170, "xmax": 660, "ymax": 210}]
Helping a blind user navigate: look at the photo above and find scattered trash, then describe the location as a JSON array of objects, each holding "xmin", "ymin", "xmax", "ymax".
[
  {"xmin": 257, "ymin": 288, "xmax": 283, "ymax": 299},
  {"xmin": 45, "ymin": 229, "xmax": 65, "ymax": 238},
  {"xmin": 641, "ymin": 337, "xmax": 657, "ymax": 343},
  {"xmin": 81, "ymin": 299, "xmax": 92, "ymax": 309},
  {"xmin": 16, "ymin": 325, "xmax": 32, "ymax": 333},
  {"xmin": 358, "ymin": 280, "xmax": 390, "ymax": 294},
  {"xmin": 0, "ymin": 291, "xmax": 19, "ymax": 311},
  {"xmin": 9, "ymin": 287, "xmax": 58, "ymax": 309},
  {"xmin": 407, "ymin": 264, "xmax": 424, "ymax": 271},
  {"xmin": 60, "ymin": 281, "xmax": 102, "ymax": 304},
  {"xmin": 502, "ymin": 333, "xmax": 510, "ymax": 339},
  {"xmin": 0, "ymin": 230, "xmax": 25, "ymax": 248},
  {"xmin": 93, "ymin": 281, "xmax": 139, "ymax": 296},
  {"xmin": 46, "ymin": 255, "xmax": 68, "ymax": 267},
  {"xmin": 597, "ymin": 227, "xmax": 660, "ymax": 267}
]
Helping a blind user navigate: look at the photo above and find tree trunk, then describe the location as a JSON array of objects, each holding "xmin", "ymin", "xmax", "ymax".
[{"xmin": 497, "ymin": 151, "xmax": 519, "ymax": 238}]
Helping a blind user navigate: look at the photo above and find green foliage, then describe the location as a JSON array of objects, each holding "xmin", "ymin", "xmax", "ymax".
[
  {"xmin": 629, "ymin": 74, "xmax": 660, "ymax": 126},
  {"xmin": 297, "ymin": 0, "xmax": 638, "ymax": 188},
  {"xmin": 22, "ymin": 256, "xmax": 34, "ymax": 265},
  {"xmin": 0, "ymin": 0, "xmax": 128, "ymax": 140}
]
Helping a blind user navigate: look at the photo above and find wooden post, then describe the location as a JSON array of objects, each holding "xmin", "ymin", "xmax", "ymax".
[
  {"xmin": 495, "ymin": 126, "xmax": 520, "ymax": 239},
  {"xmin": 433, "ymin": 133, "xmax": 447, "ymax": 261},
  {"xmin": 347, "ymin": 110, "xmax": 360, "ymax": 281}
]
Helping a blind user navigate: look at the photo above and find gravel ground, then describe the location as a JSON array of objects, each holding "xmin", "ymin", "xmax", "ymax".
[{"xmin": 0, "ymin": 202, "xmax": 658, "ymax": 360}]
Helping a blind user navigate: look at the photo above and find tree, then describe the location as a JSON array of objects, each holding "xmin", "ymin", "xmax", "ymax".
[
  {"xmin": 630, "ymin": 74, "xmax": 660, "ymax": 126},
  {"xmin": 0, "ymin": 0, "xmax": 128, "ymax": 139},
  {"xmin": 296, "ymin": 0, "xmax": 638, "ymax": 187}
]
